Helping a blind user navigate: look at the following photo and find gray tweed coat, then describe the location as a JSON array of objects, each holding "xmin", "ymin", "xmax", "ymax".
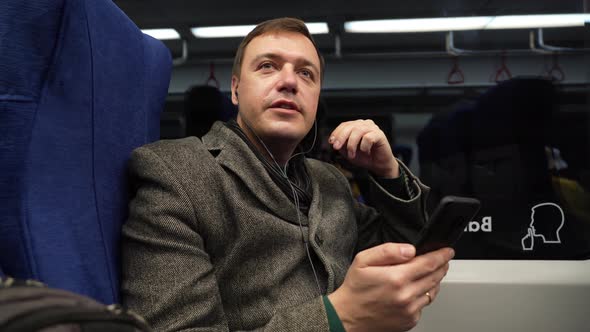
[{"xmin": 121, "ymin": 122, "xmax": 429, "ymax": 332}]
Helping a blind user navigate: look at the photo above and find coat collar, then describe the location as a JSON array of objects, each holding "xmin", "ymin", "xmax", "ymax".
[{"xmin": 202, "ymin": 121, "xmax": 319, "ymax": 226}]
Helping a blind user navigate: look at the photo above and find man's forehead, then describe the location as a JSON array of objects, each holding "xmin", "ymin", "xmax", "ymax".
[{"xmin": 245, "ymin": 32, "xmax": 319, "ymax": 63}]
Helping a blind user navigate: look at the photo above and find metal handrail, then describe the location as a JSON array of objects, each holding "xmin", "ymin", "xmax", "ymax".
[{"xmin": 172, "ymin": 39, "xmax": 188, "ymax": 66}]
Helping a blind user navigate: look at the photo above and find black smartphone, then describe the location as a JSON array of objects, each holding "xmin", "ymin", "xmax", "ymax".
[{"xmin": 415, "ymin": 196, "xmax": 481, "ymax": 255}]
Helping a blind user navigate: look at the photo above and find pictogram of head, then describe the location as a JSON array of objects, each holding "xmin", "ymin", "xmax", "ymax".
[{"xmin": 522, "ymin": 202, "xmax": 565, "ymax": 251}]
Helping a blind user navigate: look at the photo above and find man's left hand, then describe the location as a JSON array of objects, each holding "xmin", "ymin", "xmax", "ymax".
[{"xmin": 329, "ymin": 120, "xmax": 399, "ymax": 178}]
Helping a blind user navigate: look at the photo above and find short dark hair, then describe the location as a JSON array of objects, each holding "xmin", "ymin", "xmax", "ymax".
[{"xmin": 232, "ymin": 17, "xmax": 325, "ymax": 81}]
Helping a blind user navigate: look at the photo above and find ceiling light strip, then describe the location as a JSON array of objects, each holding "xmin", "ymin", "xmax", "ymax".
[
  {"xmin": 345, "ymin": 13, "xmax": 590, "ymax": 33},
  {"xmin": 141, "ymin": 28, "xmax": 181, "ymax": 40},
  {"xmin": 191, "ymin": 22, "xmax": 329, "ymax": 38}
]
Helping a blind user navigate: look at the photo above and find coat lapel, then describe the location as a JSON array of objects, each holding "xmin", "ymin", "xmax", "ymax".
[
  {"xmin": 202, "ymin": 122, "xmax": 302, "ymax": 225},
  {"xmin": 305, "ymin": 160, "xmax": 323, "ymax": 236}
]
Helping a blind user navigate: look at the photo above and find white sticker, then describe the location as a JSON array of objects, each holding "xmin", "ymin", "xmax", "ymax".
[{"xmin": 521, "ymin": 203, "xmax": 565, "ymax": 251}]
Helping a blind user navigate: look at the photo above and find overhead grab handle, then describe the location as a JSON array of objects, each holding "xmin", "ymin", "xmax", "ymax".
[
  {"xmin": 494, "ymin": 52, "xmax": 512, "ymax": 83},
  {"xmin": 544, "ymin": 54, "xmax": 566, "ymax": 82},
  {"xmin": 447, "ymin": 56, "xmax": 465, "ymax": 84},
  {"xmin": 205, "ymin": 62, "xmax": 220, "ymax": 88}
]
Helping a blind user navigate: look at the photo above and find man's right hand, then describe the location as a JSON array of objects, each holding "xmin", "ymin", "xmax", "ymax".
[{"xmin": 328, "ymin": 242, "xmax": 454, "ymax": 332}]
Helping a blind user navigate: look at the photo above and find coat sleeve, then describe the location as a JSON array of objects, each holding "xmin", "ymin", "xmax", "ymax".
[
  {"xmin": 121, "ymin": 145, "xmax": 331, "ymax": 332},
  {"xmin": 352, "ymin": 160, "xmax": 430, "ymax": 252}
]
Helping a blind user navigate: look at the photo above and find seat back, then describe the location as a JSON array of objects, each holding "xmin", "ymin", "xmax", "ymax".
[{"xmin": 0, "ymin": 0, "xmax": 171, "ymax": 304}]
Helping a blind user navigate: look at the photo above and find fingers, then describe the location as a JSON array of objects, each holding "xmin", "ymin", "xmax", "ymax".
[
  {"xmin": 353, "ymin": 243, "xmax": 416, "ymax": 268},
  {"xmin": 338, "ymin": 245, "xmax": 452, "ymax": 331},
  {"xmin": 393, "ymin": 260, "xmax": 448, "ymax": 316},
  {"xmin": 389, "ymin": 248, "xmax": 451, "ymax": 312},
  {"xmin": 402, "ymin": 247, "xmax": 454, "ymax": 282},
  {"xmin": 345, "ymin": 127, "xmax": 368, "ymax": 159},
  {"xmin": 413, "ymin": 284, "xmax": 441, "ymax": 310},
  {"xmin": 382, "ymin": 265, "xmax": 446, "ymax": 330},
  {"xmin": 429, "ymin": 284, "xmax": 441, "ymax": 303},
  {"xmin": 359, "ymin": 131, "xmax": 380, "ymax": 155},
  {"xmin": 410, "ymin": 263, "xmax": 448, "ymax": 304},
  {"xmin": 329, "ymin": 122, "xmax": 354, "ymax": 150},
  {"xmin": 329, "ymin": 120, "xmax": 380, "ymax": 158},
  {"xmin": 329, "ymin": 120, "xmax": 399, "ymax": 177}
]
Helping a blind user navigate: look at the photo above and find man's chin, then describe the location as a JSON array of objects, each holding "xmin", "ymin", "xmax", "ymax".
[
  {"xmin": 265, "ymin": 123, "xmax": 309, "ymax": 141},
  {"xmin": 265, "ymin": 130, "xmax": 304, "ymax": 144}
]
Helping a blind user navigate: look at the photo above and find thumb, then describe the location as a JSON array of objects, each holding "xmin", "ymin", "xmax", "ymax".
[{"xmin": 354, "ymin": 243, "xmax": 416, "ymax": 268}]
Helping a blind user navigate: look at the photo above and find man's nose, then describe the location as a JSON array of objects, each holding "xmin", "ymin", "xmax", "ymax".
[{"xmin": 276, "ymin": 67, "xmax": 298, "ymax": 94}]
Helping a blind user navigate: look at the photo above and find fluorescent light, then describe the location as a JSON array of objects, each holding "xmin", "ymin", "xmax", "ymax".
[
  {"xmin": 486, "ymin": 14, "xmax": 590, "ymax": 29},
  {"xmin": 141, "ymin": 29, "xmax": 180, "ymax": 40},
  {"xmin": 305, "ymin": 22, "xmax": 330, "ymax": 34},
  {"xmin": 345, "ymin": 17, "xmax": 493, "ymax": 33},
  {"xmin": 345, "ymin": 13, "xmax": 590, "ymax": 33},
  {"xmin": 191, "ymin": 22, "xmax": 329, "ymax": 38},
  {"xmin": 191, "ymin": 25, "xmax": 256, "ymax": 38}
]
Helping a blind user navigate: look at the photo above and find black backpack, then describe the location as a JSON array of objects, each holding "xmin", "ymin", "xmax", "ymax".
[{"xmin": 0, "ymin": 277, "xmax": 152, "ymax": 332}]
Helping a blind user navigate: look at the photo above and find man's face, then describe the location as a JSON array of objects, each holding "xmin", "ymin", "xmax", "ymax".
[{"xmin": 231, "ymin": 31, "xmax": 321, "ymax": 145}]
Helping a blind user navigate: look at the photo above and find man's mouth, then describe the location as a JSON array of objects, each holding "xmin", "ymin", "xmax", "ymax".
[{"xmin": 270, "ymin": 100, "xmax": 299, "ymax": 112}]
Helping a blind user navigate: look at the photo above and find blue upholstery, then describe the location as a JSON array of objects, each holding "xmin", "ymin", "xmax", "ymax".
[{"xmin": 0, "ymin": 0, "xmax": 171, "ymax": 304}]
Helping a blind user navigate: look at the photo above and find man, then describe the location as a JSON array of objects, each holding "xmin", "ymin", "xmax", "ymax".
[{"xmin": 122, "ymin": 17, "xmax": 453, "ymax": 332}]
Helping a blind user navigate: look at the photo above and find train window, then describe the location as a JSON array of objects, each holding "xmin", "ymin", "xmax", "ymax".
[
  {"xmin": 312, "ymin": 75, "xmax": 589, "ymax": 260},
  {"xmin": 412, "ymin": 79, "xmax": 590, "ymax": 260}
]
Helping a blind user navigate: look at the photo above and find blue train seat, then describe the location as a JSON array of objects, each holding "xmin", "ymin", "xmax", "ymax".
[{"xmin": 0, "ymin": 0, "xmax": 172, "ymax": 304}]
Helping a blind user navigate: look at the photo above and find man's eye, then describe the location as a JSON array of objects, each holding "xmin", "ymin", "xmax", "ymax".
[
  {"xmin": 259, "ymin": 62, "xmax": 274, "ymax": 70},
  {"xmin": 300, "ymin": 69, "xmax": 313, "ymax": 79}
]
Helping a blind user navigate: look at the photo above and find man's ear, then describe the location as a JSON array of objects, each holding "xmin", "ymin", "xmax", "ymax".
[{"xmin": 231, "ymin": 76, "xmax": 239, "ymax": 106}]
